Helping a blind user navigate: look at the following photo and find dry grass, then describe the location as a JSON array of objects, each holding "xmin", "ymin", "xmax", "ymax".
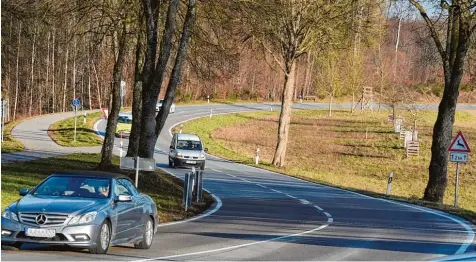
[
  {"xmin": 183, "ymin": 109, "xmax": 476, "ymax": 223},
  {"xmin": 1, "ymin": 120, "xmax": 24, "ymax": 153}
]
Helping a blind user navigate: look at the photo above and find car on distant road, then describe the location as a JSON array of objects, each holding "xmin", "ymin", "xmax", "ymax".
[
  {"xmin": 1, "ymin": 170, "xmax": 158, "ymax": 254},
  {"xmin": 169, "ymin": 133, "xmax": 207, "ymax": 170},
  {"xmin": 115, "ymin": 115, "xmax": 132, "ymax": 138},
  {"xmin": 156, "ymin": 100, "xmax": 176, "ymax": 113}
]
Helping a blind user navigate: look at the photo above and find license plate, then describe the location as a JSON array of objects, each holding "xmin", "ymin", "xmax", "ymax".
[
  {"xmin": 25, "ymin": 228, "xmax": 56, "ymax": 238},
  {"xmin": 186, "ymin": 160, "xmax": 196, "ymax": 164}
]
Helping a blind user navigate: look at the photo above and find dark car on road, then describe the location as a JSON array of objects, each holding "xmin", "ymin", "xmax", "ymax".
[{"xmin": 1, "ymin": 170, "xmax": 159, "ymax": 254}]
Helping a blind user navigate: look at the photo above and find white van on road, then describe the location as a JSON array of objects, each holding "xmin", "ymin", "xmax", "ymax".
[{"xmin": 168, "ymin": 133, "xmax": 207, "ymax": 170}]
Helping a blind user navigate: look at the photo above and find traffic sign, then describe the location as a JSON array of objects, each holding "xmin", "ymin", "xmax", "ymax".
[
  {"xmin": 72, "ymin": 98, "xmax": 81, "ymax": 107},
  {"xmin": 450, "ymin": 152, "xmax": 468, "ymax": 163},
  {"xmin": 448, "ymin": 131, "xmax": 471, "ymax": 152}
]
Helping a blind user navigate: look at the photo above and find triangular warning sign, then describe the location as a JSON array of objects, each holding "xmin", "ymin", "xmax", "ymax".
[{"xmin": 448, "ymin": 131, "xmax": 471, "ymax": 152}]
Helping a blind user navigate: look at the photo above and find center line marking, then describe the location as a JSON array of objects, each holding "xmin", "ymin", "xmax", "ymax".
[
  {"xmin": 270, "ymin": 189, "xmax": 282, "ymax": 193},
  {"xmin": 323, "ymin": 212, "xmax": 332, "ymax": 218},
  {"xmin": 285, "ymin": 194, "xmax": 297, "ymax": 199},
  {"xmin": 299, "ymin": 199, "xmax": 311, "ymax": 205}
]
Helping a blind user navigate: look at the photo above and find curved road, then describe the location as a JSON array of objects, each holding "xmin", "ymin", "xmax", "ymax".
[{"xmin": 2, "ymin": 103, "xmax": 475, "ymax": 261}]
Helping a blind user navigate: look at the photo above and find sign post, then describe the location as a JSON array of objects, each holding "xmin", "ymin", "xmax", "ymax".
[
  {"xmin": 72, "ymin": 98, "xmax": 81, "ymax": 143},
  {"xmin": 448, "ymin": 131, "xmax": 471, "ymax": 207},
  {"xmin": 120, "ymin": 80, "xmax": 126, "ymax": 108}
]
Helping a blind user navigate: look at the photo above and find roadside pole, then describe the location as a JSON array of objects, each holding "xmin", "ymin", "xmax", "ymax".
[
  {"xmin": 135, "ymin": 156, "xmax": 140, "ymax": 188},
  {"xmin": 447, "ymin": 131, "xmax": 471, "ymax": 208},
  {"xmin": 386, "ymin": 172, "xmax": 393, "ymax": 196},
  {"xmin": 255, "ymin": 147, "xmax": 260, "ymax": 165},
  {"xmin": 72, "ymin": 98, "xmax": 81, "ymax": 143},
  {"xmin": 455, "ymin": 163, "xmax": 460, "ymax": 207}
]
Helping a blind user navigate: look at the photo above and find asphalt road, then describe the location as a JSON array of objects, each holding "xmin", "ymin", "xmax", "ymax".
[{"xmin": 2, "ymin": 103, "xmax": 476, "ymax": 261}]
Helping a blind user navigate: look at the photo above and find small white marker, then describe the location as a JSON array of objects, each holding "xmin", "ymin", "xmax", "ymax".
[
  {"xmin": 299, "ymin": 199, "xmax": 311, "ymax": 205},
  {"xmin": 327, "ymin": 218, "xmax": 334, "ymax": 223}
]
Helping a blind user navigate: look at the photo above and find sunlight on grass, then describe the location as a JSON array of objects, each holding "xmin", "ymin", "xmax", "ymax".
[
  {"xmin": 183, "ymin": 108, "xmax": 476, "ymax": 223},
  {"xmin": 1, "ymin": 120, "xmax": 24, "ymax": 153},
  {"xmin": 48, "ymin": 112, "xmax": 103, "ymax": 147}
]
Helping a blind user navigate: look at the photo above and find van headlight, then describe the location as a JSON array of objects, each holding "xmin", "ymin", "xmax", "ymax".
[
  {"xmin": 68, "ymin": 212, "xmax": 97, "ymax": 225},
  {"xmin": 177, "ymin": 153, "xmax": 183, "ymax": 158},
  {"xmin": 200, "ymin": 153, "xmax": 205, "ymax": 159},
  {"xmin": 1, "ymin": 210, "xmax": 19, "ymax": 222}
]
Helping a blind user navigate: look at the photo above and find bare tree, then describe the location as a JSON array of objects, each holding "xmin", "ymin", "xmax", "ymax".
[{"xmin": 409, "ymin": 0, "xmax": 476, "ymax": 202}]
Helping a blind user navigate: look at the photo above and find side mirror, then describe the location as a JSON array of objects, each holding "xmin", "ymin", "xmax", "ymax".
[
  {"xmin": 116, "ymin": 194, "xmax": 132, "ymax": 202},
  {"xmin": 204, "ymin": 148, "xmax": 209, "ymax": 152},
  {"xmin": 19, "ymin": 188, "xmax": 30, "ymax": 196}
]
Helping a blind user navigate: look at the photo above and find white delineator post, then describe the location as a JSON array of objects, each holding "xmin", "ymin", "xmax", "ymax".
[
  {"xmin": 73, "ymin": 106, "xmax": 77, "ymax": 143},
  {"xmin": 210, "ymin": 109, "xmax": 213, "ymax": 118},
  {"xmin": 135, "ymin": 157, "xmax": 140, "ymax": 188},
  {"xmin": 255, "ymin": 147, "xmax": 260, "ymax": 165},
  {"xmin": 83, "ymin": 112, "xmax": 87, "ymax": 124},
  {"xmin": 386, "ymin": 172, "xmax": 393, "ymax": 196},
  {"xmin": 119, "ymin": 132, "xmax": 124, "ymax": 157},
  {"xmin": 180, "ymin": 124, "xmax": 183, "ymax": 134},
  {"xmin": 207, "ymin": 95, "xmax": 210, "ymax": 104}
]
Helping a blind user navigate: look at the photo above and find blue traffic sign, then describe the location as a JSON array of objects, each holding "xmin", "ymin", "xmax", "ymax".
[{"xmin": 72, "ymin": 98, "xmax": 80, "ymax": 106}]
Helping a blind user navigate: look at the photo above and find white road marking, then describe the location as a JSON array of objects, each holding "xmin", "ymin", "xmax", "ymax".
[
  {"xmin": 285, "ymin": 194, "xmax": 297, "ymax": 199},
  {"xmin": 313, "ymin": 205, "xmax": 324, "ymax": 211},
  {"xmin": 299, "ymin": 199, "xmax": 311, "ymax": 205},
  {"xmin": 211, "ymin": 168, "xmax": 222, "ymax": 173},
  {"xmin": 137, "ymin": 224, "xmax": 329, "ymax": 262},
  {"xmin": 323, "ymin": 212, "xmax": 332, "ymax": 218},
  {"xmin": 256, "ymin": 184, "xmax": 267, "ymax": 189},
  {"xmin": 328, "ymin": 218, "xmax": 334, "ymax": 223},
  {"xmin": 270, "ymin": 189, "xmax": 282, "ymax": 193}
]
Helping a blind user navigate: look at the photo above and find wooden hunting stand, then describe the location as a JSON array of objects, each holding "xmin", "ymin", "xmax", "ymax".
[{"xmin": 352, "ymin": 86, "xmax": 373, "ymax": 113}]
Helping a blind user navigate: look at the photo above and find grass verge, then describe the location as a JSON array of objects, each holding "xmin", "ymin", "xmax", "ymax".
[
  {"xmin": 48, "ymin": 112, "xmax": 103, "ymax": 147},
  {"xmin": 180, "ymin": 109, "xmax": 476, "ymax": 224},
  {"xmin": 1, "ymin": 120, "xmax": 24, "ymax": 153},
  {"xmin": 1, "ymin": 153, "xmax": 213, "ymax": 223}
]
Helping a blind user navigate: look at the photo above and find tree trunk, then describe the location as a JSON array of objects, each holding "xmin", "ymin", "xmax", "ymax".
[
  {"xmin": 272, "ymin": 60, "xmax": 296, "ymax": 167},
  {"xmin": 154, "ymin": 0, "xmax": 196, "ymax": 142},
  {"xmin": 72, "ymin": 35, "xmax": 77, "ymax": 101},
  {"xmin": 13, "ymin": 22, "xmax": 21, "ymax": 120},
  {"xmin": 29, "ymin": 26, "xmax": 37, "ymax": 117},
  {"xmin": 92, "ymin": 61, "xmax": 102, "ymax": 108},
  {"xmin": 43, "ymin": 32, "xmax": 51, "ymax": 115},
  {"xmin": 98, "ymin": 25, "xmax": 128, "ymax": 170},
  {"xmin": 127, "ymin": 27, "xmax": 144, "ymax": 157},
  {"xmin": 63, "ymin": 43, "xmax": 69, "ymax": 112},
  {"xmin": 87, "ymin": 50, "xmax": 92, "ymax": 110},
  {"xmin": 138, "ymin": 0, "xmax": 179, "ymax": 158},
  {"xmin": 52, "ymin": 29, "xmax": 56, "ymax": 113}
]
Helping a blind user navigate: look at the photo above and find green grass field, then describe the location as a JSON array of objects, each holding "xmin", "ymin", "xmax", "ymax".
[
  {"xmin": 48, "ymin": 112, "xmax": 104, "ymax": 147},
  {"xmin": 1, "ymin": 153, "xmax": 213, "ymax": 223},
  {"xmin": 180, "ymin": 109, "xmax": 476, "ymax": 224},
  {"xmin": 1, "ymin": 120, "xmax": 24, "ymax": 153}
]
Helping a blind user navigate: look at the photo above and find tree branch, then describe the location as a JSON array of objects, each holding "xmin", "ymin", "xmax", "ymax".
[
  {"xmin": 252, "ymin": 36, "xmax": 286, "ymax": 72},
  {"xmin": 409, "ymin": 0, "xmax": 446, "ymax": 59}
]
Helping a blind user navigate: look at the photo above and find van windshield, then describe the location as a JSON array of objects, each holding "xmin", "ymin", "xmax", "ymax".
[{"xmin": 176, "ymin": 140, "xmax": 202, "ymax": 151}]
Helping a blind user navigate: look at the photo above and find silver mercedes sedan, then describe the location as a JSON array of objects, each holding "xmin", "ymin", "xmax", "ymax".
[{"xmin": 1, "ymin": 170, "xmax": 159, "ymax": 254}]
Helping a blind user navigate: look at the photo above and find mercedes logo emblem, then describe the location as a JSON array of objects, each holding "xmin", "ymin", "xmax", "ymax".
[{"xmin": 35, "ymin": 214, "xmax": 47, "ymax": 225}]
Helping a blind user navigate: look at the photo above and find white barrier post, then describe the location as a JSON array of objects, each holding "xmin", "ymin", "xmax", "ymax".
[
  {"xmin": 207, "ymin": 95, "xmax": 210, "ymax": 104},
  {"xmin": 135, "ymin": 157, "xmax": 140, "ymax": 188},
  {"xmin": 386, "ymin": 172, "xmax": 393, "ymax": 196},
  {"xmin": 180, "ymin": 124, "xmax": 183, "ymax": 134},
  {"xmin": 119, "ymin": 132, "xmax": 124, "ymax": 157},
  {"xmin": 255, "ymin": 147, "xmax": 260, "ymax": 165},
  {"xmin": 210, "ymin": 109, "xmax": 213, "ymax": 118}
]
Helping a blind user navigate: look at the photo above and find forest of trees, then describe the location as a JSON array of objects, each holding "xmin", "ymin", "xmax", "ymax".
[
  {"xmin": 1, "ymin": 0, "xmax": 475, "ymax": 203},
  {"xmin": 2, "ymin": 0, "xmax": 475, "ymax": 122}
]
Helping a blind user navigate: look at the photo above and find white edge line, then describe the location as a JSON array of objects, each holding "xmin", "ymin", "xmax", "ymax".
[
  {"xmin": 209, "ymin": 152, "xmax": 476, "ymax": 255},
  {"xmin": 137, "ymin": 224, "xmax": 329, "ymax": 262}
]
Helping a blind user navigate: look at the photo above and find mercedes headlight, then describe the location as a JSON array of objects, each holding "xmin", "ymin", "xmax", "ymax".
[
  {"xmin": 1, "ymin": 210, "xmax": 19, "ymax": 222},
  {"xmin": 68, "ymin": 212, "xmax": 97, "ymax": 225}
]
